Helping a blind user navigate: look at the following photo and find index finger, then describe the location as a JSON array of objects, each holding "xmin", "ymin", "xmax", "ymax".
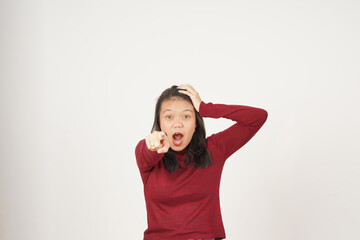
[
  {"xmin": 158, "ymin": 132, "xmax": 166, "ymax": 141},
  {"xmin": 178, "ymin": 84, "xmax": 197, "ymax": 94}
]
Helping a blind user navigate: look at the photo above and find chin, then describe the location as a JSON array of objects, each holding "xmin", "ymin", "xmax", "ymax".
[
  {"xmin": 171, "ymin": 146, "xmax": 184, "ymax": 152},
  {"xmin": 170, "ymin": 143, "xmax": 188, "ymax": 151},
  {"xmin": 170, "ymin": 138, "xmax": 191, "ymax": 151}
]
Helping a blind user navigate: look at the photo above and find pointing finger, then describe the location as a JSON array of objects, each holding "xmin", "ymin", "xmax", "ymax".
[{"xmin": 159, "ymin": 132, "xmax": 166, "ymax": 139}]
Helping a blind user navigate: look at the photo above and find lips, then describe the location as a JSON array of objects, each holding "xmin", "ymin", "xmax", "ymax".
[{"xmin": 172, "ymin": 132, "xmax": 184, "ymax": 146}]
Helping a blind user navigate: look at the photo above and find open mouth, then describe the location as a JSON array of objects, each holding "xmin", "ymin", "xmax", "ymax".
[{"xmin": 172, "ymin": 132, "xmax": 184, "ymax": 146}]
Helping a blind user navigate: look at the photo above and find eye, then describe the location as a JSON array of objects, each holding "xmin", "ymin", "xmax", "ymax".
[
  {"xmin": 183, "ymin": 115, "xmax": 190, "ymax": 119},
  {"xmin": 165, "ymin": 115, "xmax": 173, "ymax": 119}
]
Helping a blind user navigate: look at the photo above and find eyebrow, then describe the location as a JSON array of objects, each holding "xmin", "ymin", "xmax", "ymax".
[{"xmin": 162, "ymin": 109, "xmax": 194, "ymax": 113}]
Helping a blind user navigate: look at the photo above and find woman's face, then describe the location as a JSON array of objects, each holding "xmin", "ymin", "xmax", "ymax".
[{"xmin": 159, "ymin": 98, "xmax": 196, "ymax": 151}]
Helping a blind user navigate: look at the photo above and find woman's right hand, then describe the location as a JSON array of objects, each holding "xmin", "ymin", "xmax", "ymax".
[{"xmin": 145, "ymin": 131, "xmax": 170, "ymax": 154}]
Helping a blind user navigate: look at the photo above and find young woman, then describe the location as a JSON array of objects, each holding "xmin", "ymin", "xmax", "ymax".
[{"xmin": 135, "ymin": 84, "xmax": 268, "ymax": 240}]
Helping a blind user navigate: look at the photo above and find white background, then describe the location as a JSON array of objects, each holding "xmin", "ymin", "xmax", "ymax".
[{"xmin": 1, "ymin": 1, "xmax": 359, "ymax": 239}]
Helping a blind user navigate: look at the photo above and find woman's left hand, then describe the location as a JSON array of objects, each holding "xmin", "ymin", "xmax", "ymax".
[{"xmin": 177, "ymin": 84, "xmax": 202, "ymax": 112}]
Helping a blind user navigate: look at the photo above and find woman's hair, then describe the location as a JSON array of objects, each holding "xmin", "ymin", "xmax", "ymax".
[{"xmin": 151, "ymin": 85, "xmax": 212, "ymax": 173}]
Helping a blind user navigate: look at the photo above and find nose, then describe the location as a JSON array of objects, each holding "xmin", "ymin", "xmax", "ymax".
[{"xmin": 172, "ymin": 119, "xmax": 184, "ymax": 128}]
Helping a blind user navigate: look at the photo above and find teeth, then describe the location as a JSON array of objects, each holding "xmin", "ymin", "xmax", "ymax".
[{"xmin": 173, "ymin": 132, "xmax": 183, "ymax": 140}]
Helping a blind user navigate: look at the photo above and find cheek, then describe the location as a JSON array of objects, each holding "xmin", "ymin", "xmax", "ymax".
[
  {"xmin": 160, "ymin": 122, "xmax": 169, "ymax": 132},
  {"xmin": 159, "ymin": 121, "xmax": 164, "ymax": 131},
  {"xmin": 186, "ymin": 122, "xmax": 196, "ymax": 134}
]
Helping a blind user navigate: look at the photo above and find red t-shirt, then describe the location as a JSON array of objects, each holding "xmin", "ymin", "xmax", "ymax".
[{"xmin": 135, "ymin": 101, "xmax": 268, "ymax": 240}]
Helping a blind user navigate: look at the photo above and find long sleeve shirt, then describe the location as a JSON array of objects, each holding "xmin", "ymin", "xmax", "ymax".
[{"xmin": 135, "ymin": 101, "xmax": 268, "ymax": 240}]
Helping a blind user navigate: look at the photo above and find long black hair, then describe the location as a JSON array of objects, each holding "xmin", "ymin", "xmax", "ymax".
[{"xmin": 151, "ymin": 85, "xmax": 212, "ymax": 173}]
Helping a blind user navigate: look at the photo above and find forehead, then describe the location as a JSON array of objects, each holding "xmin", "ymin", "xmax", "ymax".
[{"xmin": 160, "ymin": 98, "xmax": 194, "ymax": 113}]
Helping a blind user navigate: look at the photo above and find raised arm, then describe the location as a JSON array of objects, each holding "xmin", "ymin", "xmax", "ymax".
[{"xmin": 200, "ymin": 101, "xmax": 268, "ymax": 161}]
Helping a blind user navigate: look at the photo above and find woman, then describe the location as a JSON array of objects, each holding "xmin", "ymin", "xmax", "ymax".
[{"xmin": 135, "ymin": 84, "xmax": 268, "ymax": 240}]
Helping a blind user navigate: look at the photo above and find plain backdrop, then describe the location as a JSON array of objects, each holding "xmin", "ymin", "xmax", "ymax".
[{"xmin": 1, "ymin": 1, "xmax": 359, "ymax": 240}]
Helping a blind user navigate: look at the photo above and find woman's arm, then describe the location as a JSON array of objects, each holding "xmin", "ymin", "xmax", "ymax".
[
  {"xmin": 199, "ymin": 101, "xmax": 268, "ymax": 161},
  {"xmin": 135, "ymin": 139, "xmax": 165, "ymax": 173},
  {"xmin": 135, "ymin": 130, "xmax": 170, "ymax": 173},
  {"xmin": 176, "ymin": 84, "xmax": 267, "ymax": 161}
]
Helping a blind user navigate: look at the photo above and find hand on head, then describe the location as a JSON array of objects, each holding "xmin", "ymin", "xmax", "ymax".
[
  {"xmin": 145, "ymin": 131, "xmax": 170, "ymax": 154},
  {"xmin": 177, "ymin": 84, "xmax": 202, "ymax": 112}
]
